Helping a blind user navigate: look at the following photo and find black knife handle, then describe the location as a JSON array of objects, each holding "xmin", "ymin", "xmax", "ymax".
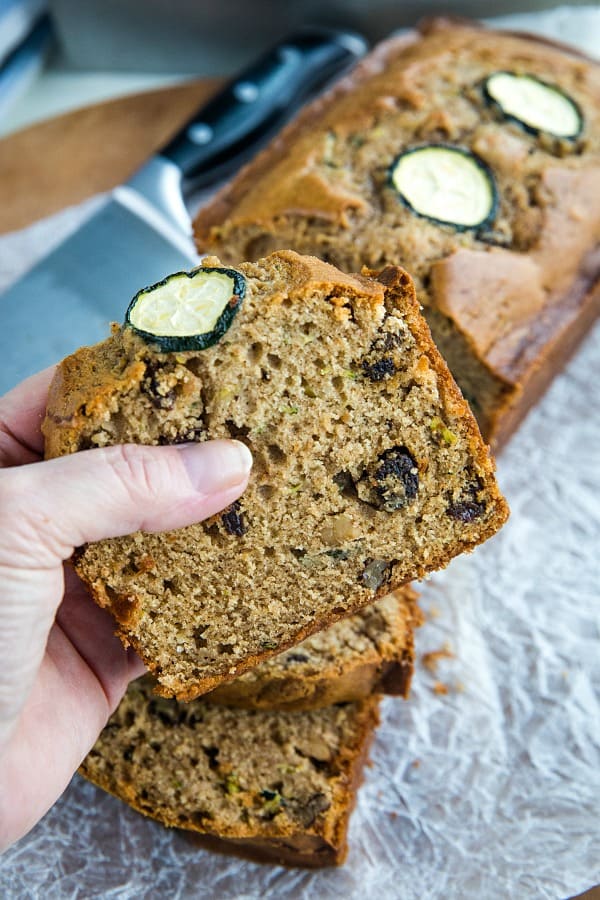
[{"xmin": 160, "ymin": 28, "xmax": 367, "ymax": 187}]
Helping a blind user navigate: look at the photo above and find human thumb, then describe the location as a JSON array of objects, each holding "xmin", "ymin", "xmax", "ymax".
[
  {"xmin": 0, "ymin": 439, "xmax": 252, "ymax": 750},
  {"xmin": 0, "ymin": 439, "xmax": 253, "ymax": 566}
]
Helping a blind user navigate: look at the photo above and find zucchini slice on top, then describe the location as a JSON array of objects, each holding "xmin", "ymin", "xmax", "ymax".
[
  {"xmin": 390, "ymin": 145, "xmax": 497, "ymax": 230},
  {"xmin": 125, "ymin": 266, "xmax": 245, "ymax": 352},
  {"xmin": 484, "ymin": 72, "xmax": 583, "ymax": 139}
]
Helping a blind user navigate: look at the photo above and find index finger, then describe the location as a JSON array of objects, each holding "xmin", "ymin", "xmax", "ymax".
[{"xmin": 0, "ymin": 366, "xmax": 56, "ymax": 466}]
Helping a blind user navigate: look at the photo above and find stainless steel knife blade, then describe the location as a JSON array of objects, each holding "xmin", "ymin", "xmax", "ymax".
[
  {"xmin": 0, "ymin": 28, "xmax": 367, "ymax": 394},
  {"xmin": 0, "ymin": 182, "xmax": 198, "ymax": 392}
]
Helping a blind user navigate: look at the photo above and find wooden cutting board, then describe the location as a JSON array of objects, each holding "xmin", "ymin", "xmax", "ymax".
[{"xmin": 0, "ymin": 78, "xmax": 221, "ymax": 235}]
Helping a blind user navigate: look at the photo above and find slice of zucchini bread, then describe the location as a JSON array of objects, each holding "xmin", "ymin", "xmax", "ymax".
[
  {"xmin": 80, "ymin": 678, "xmax": 379, "ymax": 867},
  {"xmin": 206, "ymin": 586, "xmax": 420, "ymax": 711},
  {"xmin": 43, "ymin": 251, "xmax": 508, "ymax": 699},
  {"xmin": 194, "ymin": 20, "xmax": 600, "ymax": 449}
]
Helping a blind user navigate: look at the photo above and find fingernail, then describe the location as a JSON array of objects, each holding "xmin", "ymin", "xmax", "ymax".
[{"xmin": 176, "ymin": 439, "xmax": 252, "ymax": 493}]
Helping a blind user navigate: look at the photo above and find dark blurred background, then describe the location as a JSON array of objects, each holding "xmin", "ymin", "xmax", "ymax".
[
  {"xmin": 48, "ymin": 0, "xmax": 593, "ymax": 73},
  {"xmin": 1, "ymin": 2, "xmax": 598, "ymax": 138}
]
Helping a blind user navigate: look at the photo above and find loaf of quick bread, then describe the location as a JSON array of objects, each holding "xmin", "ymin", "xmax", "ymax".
[
  {"xmin": 43, "ymin": 251, "xmax": 508, "ymax": 699},
  {"xmin": 195, "ymin": 19, "xmax": 600, "ymax": 449}
]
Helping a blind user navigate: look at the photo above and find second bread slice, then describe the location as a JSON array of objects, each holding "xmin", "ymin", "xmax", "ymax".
[{"xmin": 206, "ymin": 587, "xmax": 420, "ymax": 711}]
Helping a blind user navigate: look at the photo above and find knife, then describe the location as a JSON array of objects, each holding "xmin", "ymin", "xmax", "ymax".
[{"xmin": 0, "ymin": 27, "xmax": 367, "ymax": 394}]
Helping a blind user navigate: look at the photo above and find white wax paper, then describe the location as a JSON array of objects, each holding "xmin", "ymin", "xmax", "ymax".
[{"xmin": 1, "ymin": 8, "xmax": 599, "ymax": 898}]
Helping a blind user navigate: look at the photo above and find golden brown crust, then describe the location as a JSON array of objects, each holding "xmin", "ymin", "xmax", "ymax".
[
  {"xmin": 194, "ymin": 21, "xmax": 600, "ymax": 450},
  {"xmin": 43, "ymin": 327, "xmax": 144, "ymax": 458},
  {"xmin": 484, "ymin": 278, "xmax": 600, "ymax": 450},
  {"xmin": 420, "ymin": 14, "xmax": 600, "ymax": 63},
  {"xmin": 182, "ymin": 831, "xmax": 342, "ymax": 868}
]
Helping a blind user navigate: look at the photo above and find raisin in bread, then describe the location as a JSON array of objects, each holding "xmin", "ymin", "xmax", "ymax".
[
  {"xmin": 43, "ymin": 251, "xmax": 508, "ymax": 699},
  {"xmin": 194, "ymin": 20, "xmax": 600, "ymax": 449},
  {"xmin": 80, "ymin": 678, "xmax": 379, "ymax": 867},
  {"xmin": 206, "ymin": 587, "xmax": 420, "ymax": 711}
]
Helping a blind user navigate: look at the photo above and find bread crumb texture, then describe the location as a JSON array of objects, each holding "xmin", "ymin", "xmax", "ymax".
[
  {"xmin": 207, "ymin": 587, "xmax": 420, "ymax": 710},
  {"xmin": 80, "ymin": 677, "xmax": 379, "ymax": 867},
  {"xmin": 44, "ymin": 251, "xmax": 507, "ymax": 698}
]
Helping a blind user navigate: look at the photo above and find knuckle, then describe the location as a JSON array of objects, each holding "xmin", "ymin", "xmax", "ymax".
[
  {"xmin": 107, "ymin": 444, "xmax": 182, "ymax": 507},
  {"xmin": 0, "ymin": 469, "xmax": 65, "ymax": 564}
]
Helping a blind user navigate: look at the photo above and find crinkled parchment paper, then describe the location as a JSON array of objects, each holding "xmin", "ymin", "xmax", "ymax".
[{"xmin": 1, "ymin": 8, "xmax": 599, "ymax": 898}]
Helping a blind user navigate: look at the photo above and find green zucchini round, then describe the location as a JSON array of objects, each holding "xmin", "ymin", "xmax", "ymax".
[
  {"xmin": 483, "ymin": 71, "xmax": 583, "ymax": 139},
  {"xmin": 389, "ymin": 144, "xmax": 497, "ymax": 231},
  {"xmin": 125, "ymin": 266, "xmax": 245, "ymax": 352}
]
